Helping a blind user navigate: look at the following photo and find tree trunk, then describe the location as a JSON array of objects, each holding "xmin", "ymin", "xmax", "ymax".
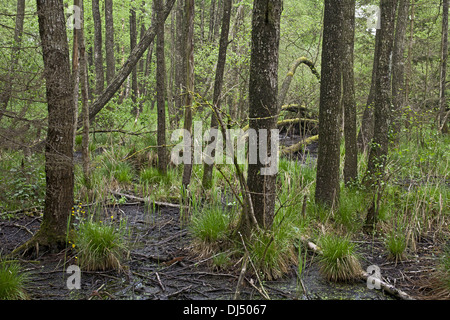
[
  {"xmin": 105, "ymin": 0, "xmax": 115, "ymax": 85},
  {"xmin": 174, "ymin": 0, "xmax": 186, "ymax": 127},
  {"xmin": 83, "ymin": 0, "xmax": 176, "ymax": 125},
  {"xmin": 439, "ymin": 0, "xmax": 449, "ymax": 133},
  {"xmin": 357, "ymin": 29, "xmax": 381, "ymax": 152},
  {"xmin": 181, "ymin": 0, "xmax": 195, "ymax": 189},
  {"xmin": 342, "ymin": 0, "xmax": 357, "ymax": 184},
  {"xmin": 208, "ymin": 0, "xmax": 216, "ymax": 42},
  {"xmin": 0, "ymin": 0, "xmax": 26, "ymax": 124},
  {"xmin": 130, "ymin": 2, "xmax": 138, "ymax": 108},
  {"xmin": 391, "ymin": 0, "xmax": 410, "ymax": 141},
  {"xmin": 72, "ymin": 0, "xmax": 81, "ymax": 151},
  {"xmin": 245, "ymin": 0, "xmax": 282, "ymax": 232},
  {"xmin": 92, "ymin": 0, "xmax": 104, "ymax": 96},
  {"xmin": 79, "ymin": 0, "xmax": 90, "ymax": 188},
  {"xmin": 364, "ymin": 0, "xmax": 398, "ymax": 228},
  {"xmin": 202, "ymin": 0, "xmax": 232, "ymax": 189},
  {"xmin": 156, "ymin": 0, "xmax": 168, "ymax": 173},
  {"xmin": 19, "ymin": 0, "xmax": 75, "ymax": 253},
  {"xmin": 315, "ymin": 0, "xmax": 343, "ymax": 208}
]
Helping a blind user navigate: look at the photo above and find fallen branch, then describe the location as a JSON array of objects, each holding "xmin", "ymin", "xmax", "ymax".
[
  {"xmin": 279, "ymin": 135, "xmax": 318, "ymax": 156},
  {"xmin": 109, "ymin": 191, "xmax": 184, "ymax": 209}
]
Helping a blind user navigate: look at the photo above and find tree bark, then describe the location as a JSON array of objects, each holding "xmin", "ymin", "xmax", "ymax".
[
  {"xmin": 105, "ymin": 0, "xmax": 115, "ymax": 85},
  {"xmin": 19, "ymin": 0, "xmax": 75, "ymax": 253},
  {"xmin": 92, "ymin": 0, "xmax": 104, "ymax": 96},
  {"xmin": 342, "ymin": 0, "xmax": 357, "ymax": 184},
  {"xmin": 130, "ymin": 2, "xmax": 138, "ymax": 107},
  {"xmin": 439, "ymin": 0, "xmax": 449, "ymax": 133},
  {"xmin": 174, "ymin": 0, "xmax": 186, "ymax": 127},
  {"xmin": 364, "ymin": 0, "xmax": 398, "ymax": 228},
  {"xmin": 79, "ymin": 0, "xmax": 90, "ymax": 187},
  {"xmin": 245, "ymin": 0, "xmax": 282, "ymax": 232},
  {"xmin": 83, "ymin": 0, "xmax": 176, "ymax": 125},
  {"xmin": 0, "ymin": 0, "xmax": 26, "ymax": 124},
  {"xmin": 315, "ymin": 0, "xmax": 343, "ymax": 208},
  {"xmin": 156, "ymin": 0, "xmax": 168, "ymax": 173},
  {"xmin": 202, "ymin": 0, "xmax": 232, "ymax": 189}
]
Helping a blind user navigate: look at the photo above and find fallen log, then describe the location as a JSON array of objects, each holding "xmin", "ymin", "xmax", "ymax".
[
  {"xmin": 110, "ymin": 191, "xmax": 183, "ymax": 209},
  {"xmin": 280, "ymin": 104, "xmax": 308, "ymax": 114},
  {"xmin": 277, "ymin": 118, "xmax": 318, "ymax": 128},
  {"xmin": 279, "ymin": 135, "xmax": 318, "ymax": 156},
  {"xmin": 299, "ymin": 236, "xmax": 415, "ymax": 300}
]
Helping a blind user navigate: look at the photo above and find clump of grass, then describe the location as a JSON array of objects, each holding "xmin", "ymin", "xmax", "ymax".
[
  {"xmin": 190, "ymin": 205, "xmax": 231, "ymax": 255},
  {"xmin": 0, "ymin": 260, "xmax": 30, "ymax": 300},
  {"xmin": 75, "ymin": 220, "xmax": 128, "ymax": 271},
  {"xmin": 248, "ymin": 228, "xmax": 298, "ymax": 281},
  {"xmin": 317, "ymin": 234, "xmax": 362, "ymax": 282},
  {"xmin": 385, "ymin": 231, "xmax": 407, "ymax": 262},
  {"xmin": 337, "ymin": 186, "xmax": 368, "ymax": 231},
  {"xmin": 113, "ymin": 162, "xmax": 134, "ymax": 185}
]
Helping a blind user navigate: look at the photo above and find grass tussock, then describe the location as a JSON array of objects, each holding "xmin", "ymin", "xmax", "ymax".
[
  {"xmin": 317, "ymin": 234, "xmax": 363, "ymax": 282},
  {"xmin": 0, "ymin": 259, "xmax": 30, "ymax": 300},
  {"xmin": 74, "ymin": 220, "xmax": 128, "ymax": 272}
]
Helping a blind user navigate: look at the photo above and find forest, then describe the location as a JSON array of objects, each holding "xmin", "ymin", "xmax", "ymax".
[{"xmin": 0, "ymin": 0, "xmax": 448, "ymax": 302}]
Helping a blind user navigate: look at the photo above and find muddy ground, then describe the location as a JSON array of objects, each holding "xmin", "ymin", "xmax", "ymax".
[{"xmin": 0, "ymin": 201, "xmax": 445, "ymax": 301}]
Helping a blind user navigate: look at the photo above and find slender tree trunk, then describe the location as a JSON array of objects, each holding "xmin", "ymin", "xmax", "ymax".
[
  {"xmin": 156, "ymin": 0, "xmax": 168, "ymax": 173},
  {"xmin": 105, "ymin": 0, "xmax": 115, "ymax": 85},
  {"xmin": 142, "ymin": 5, "xmax": 157, "ymax": 99},
  {"xmin": 182, "ymin": 0, "xmax": 195, "ymax": 189},
  {"xmin": 245, "ymin": 0, "xmax": 282, "ymax": 232},
  {"xmin": 202, "ymin": 0, "xmax": 232, "ymax": 189},
  {"xmin": 208, "ymin": 0, "xmax": 216, "ymax": 42},
  {"xmin": 392, "ymin": 0, "xmax": 410, "ymax": 141},
  {"xmin": 342, "ymin": 0, "xmax": 357, "ymax": 184},
  {"xmin": 174, "ymin": 0, "xmax": 186, "ymax": 126},
  {"xmin": 357, "ymin": 29, "xmax": 382, "ymax": 152},
  {"xmin": 130, "ymin": 2, "xmax": 138, "ymax": 108},
  {"xmin": 79, "ymin": 0, "xmax": 90, "ymax": 188},
  {"xmin": 92, "ymin": 0, "xmax": 104, "ymax": 96},
  {"xmin": 83, "ymin": 0, "xmax": 176, "ymax": 125},
  {"xmin": 24, "ymin": 0, "xmax": 75, "ymax": 252},
  {"xmin": 439, "ymin": 0, "xmax": 449, "ymax": 133},
  {"xmin": 0, "ymin": 0, "xmax": 25, "ymax": 124},
  {"xmin": 72, "ymin": 0, "xmax": 80, "ymax": 150},
  {"xmin": 315, "ymin": 0, "xmax": 343, "ymax": 208},
  {"xmin": 364, "ymin": 0, "xmax": 398, "ymax": 229}
]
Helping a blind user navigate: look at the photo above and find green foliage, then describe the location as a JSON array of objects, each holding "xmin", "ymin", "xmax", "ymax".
[
  {"xmin": 74, "ymin": 219, "xmax": 128, "ymax": 272},
  {"xmin": 317, "ymin": 234, "xmax": 362, "ymax": 282},
  {"xmin": 0, "ymin": 259, "xmax": 30, "ymax": 300},
  {"xmin": 0, "ymin": 152, "xmax": 45, "ymax": 212},
  {"xmin": 385, "ymin": 230, "xmax": 407, "ymax": 262},
  {"xmin": 190, "ymin": 204, "xmax": 231, "ymax": 244},
  {"xmin": 248, "ymin": 228, "xmax": 298, "ymax": 281}
]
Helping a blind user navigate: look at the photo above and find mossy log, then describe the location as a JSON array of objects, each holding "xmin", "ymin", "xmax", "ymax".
[
  {"xmin": 280, "ymin": 103, "xmax": 308, "ymax": 114},
  {"xmin": 277, "ymin": 118, "xmax": 318, "ymax": 128},
  {"xmin": 279, "ymin": 135, "xmax": 318, "ymax": 156}
]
